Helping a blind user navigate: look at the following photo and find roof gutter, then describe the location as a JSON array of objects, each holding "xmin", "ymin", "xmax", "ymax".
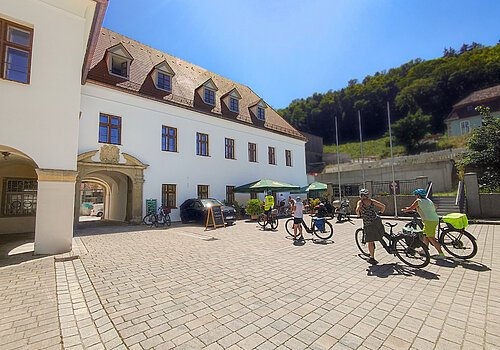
[{"xmin": 81, "ymin": 0, "xmax": 108, "ymax": 84}]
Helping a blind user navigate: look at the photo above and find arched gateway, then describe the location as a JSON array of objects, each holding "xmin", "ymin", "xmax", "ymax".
[{"xmin": 75, "ymin": 146, "xmax": 148, "ymax": 224}]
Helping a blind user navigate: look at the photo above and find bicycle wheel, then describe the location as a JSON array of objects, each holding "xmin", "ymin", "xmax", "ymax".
[
  {"xmin": 270, "ymin": 217, "xmax": 279, "ymax": 230},
  {"xmin": 313, "ymin": 220, "xmax": 333, "ymax": 240},
  {"xmin": 394, "ymin": 236, "xmax": 430, "ymax": 268},
  {"xmin": 165, "ymin": 214, "xmax": 172, "ymax": 227},
  {"xmin": 258, "ymin": 214, "xmax": 267, "ymax": 228},
  {"xmin": 143, "ymin": 214, "xmax": 154, "ymax": 225},
  {"xmin": 439, "ymin": 229, "xmax": 477, "ymax": 260},
  {"xmin": 355, "ymin": 228, "xmax": 370, "ymax": 256},
  {"xmin": 285, "ymin": 218, "xmax": 295, "ymax": 237}
]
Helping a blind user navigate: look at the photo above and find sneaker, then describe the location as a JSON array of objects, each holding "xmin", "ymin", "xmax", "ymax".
[
  {"xmin": 436, "ymin": 253, "xmax": 446, "ymax": 260},
  {"xmin": 368, "ymin": 257, "xmax": 379, "ymax": 265}
]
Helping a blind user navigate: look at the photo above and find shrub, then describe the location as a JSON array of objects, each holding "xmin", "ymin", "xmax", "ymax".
[{"xmin": 245, "ymin": 199, "xmax": 263, "ymax": 216}]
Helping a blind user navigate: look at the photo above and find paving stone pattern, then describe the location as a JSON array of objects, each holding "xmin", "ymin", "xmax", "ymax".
[{"xmin": 75, "ymin": 220, "xmax": 500, "ymax": 350}]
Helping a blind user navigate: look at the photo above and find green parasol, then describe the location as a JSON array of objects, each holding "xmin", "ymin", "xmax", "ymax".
[{"xmin": 233, "ymin": 178, "xmax": 300, "ymax": 193}]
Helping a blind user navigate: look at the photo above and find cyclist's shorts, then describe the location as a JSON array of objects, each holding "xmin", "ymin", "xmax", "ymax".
[
  {"xmin": 294, "ymin": 217, "xmax": 303, "ymax": 225},
  {"xmin": 422, "ymin": 220, "xmax": 438, "ymax": 238}
]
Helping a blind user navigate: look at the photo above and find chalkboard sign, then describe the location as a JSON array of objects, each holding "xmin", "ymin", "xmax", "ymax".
[
  {"xmin": 205, "ymin": 205, "xmax": 225, "ymax": 230},
  {"xmin": 146, "ymin": 199, "xmax": 157, "ymax": 214}
]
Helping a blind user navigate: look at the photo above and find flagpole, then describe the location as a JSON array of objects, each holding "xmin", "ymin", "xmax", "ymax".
[
  {"xmin": 335, "ymin": 116, "xmax": 342, "ymax": 201},
  {"xmin": 358, "ymin": 110, "xmax": 365, "ymax": 188},
  {"xmin": 387, "ymin": 101, "xmax": 398, "ymax": 218}
]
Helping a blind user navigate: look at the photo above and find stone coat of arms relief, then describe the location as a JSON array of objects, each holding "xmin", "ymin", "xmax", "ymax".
[{"xmin": 99, "ymin": 144, "xmax": 120, "ymax": 164}]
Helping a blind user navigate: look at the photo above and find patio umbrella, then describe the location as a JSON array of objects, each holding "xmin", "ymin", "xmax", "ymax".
[
  {"xmin": 233, "ymin": 178, "xmax": 300, "ymax": 193},
  {"xmin": 306, "ymin": 181, "xmax": 327, "ymax": 192}
]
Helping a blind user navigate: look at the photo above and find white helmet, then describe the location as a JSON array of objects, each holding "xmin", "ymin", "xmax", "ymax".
[{"xmin": 359, "ymin": 188, "xmax": 369, "ymax": 196}]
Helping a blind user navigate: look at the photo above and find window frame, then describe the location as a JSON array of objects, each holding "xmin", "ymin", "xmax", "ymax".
[
  {"xmin": 460, "ymin": 120, "xmax": 471, "ymax": 135},
  {"xmin": 162, "ymin": 184, "xmax": 177, "ymax": 208},
  {"xmin": 226, "ymin": 186, "xmax": 235, "ymax": 205},
  {"xmin": 229, "ymin": 97, "xmax": 239, "ymax": 113},
  {"xmin": 0, "ymin": 18, "xmax": 34, "ymax": 84},
  {"xmin": 99, "ymin": 113, "xmax": 122, "ymax": 145},
  {"xmin": 248, "ymin": 142, "xmax": 257, "ymax": 163},
  {"xmin": 225, "ymin": 138, "xmax": 236, "ymax": 160},
  {"xmin": 2, "ymin": 178, "xmax": 37, "ymax": 217},
  {"xmin": 162, "ymin": 125, "xmax": 177, "ymax": 152},
  {"xmin": 197, "ymin": 185, "xmax": 209, "ymax": 199},
  {"xmin": 156, "ymin": 71, "xmax": 172, "ymax": 92},
  {"xmin": 108, "ymin": 54, "xmax": 130, "ymax": 79},
  {"xmin": 268, "ymin": 146, "xmax": 276, "ymax": 165},
  {"xmin": 196, "ymin": 132, "xmax": 209, "ymax": 156},
  {"xmin": 204, "ymin": 87, "xmax": 216, "ymax": 105},
  {"xmin": 285, "ymin": 149, "xmax": 292, "ymax": 167},
  {"xmin": 257, "ymin": 107, "xmax": 266, "ymax": 121}
]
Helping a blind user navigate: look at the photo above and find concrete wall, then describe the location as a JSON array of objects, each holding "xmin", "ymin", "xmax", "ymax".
[
  {"xmin": 79, "ymin": 84, "xmax": 308, "ymax": 222},
  {"xmin": 479, "ymin": 194, "xmax": 500, "ymax": 218}
]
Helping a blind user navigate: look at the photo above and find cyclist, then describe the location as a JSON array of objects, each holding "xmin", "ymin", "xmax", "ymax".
[
  {"xmin": 316, "ymin": 202, "xmax": 328, "ymax": 218},
  {"xmin": 355, "ymin": 188, "xmax": 385, "ymax": 265},
  {"xmin": 402, "ymin": 189, "xmax": 445, "ymax": 259},
  {"xmin": 264, "ymin": 190, "xmax": 275, "ymax": 221},
  {"xmin": 292, "ymin": 196, "xmax": 304, "ymax": 241}
]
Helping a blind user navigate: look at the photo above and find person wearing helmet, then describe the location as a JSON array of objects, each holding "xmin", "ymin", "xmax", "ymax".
[
  {"xmin": 264, "ymin": 191, "xmax": 275, "ymax": 221},
  {"xmin": 355, "ymin": 188, "xmax": 386, "ymax": 265},
  {"xmin": 316, "ymin": 202, "xmax": 328, "ymax": 218},
  {"xmin": 402, "ymin": 189, "xmax": 445, "ymax": 259},
  {"xmin": 292, "ymin": 196, "xmax": 304, "ymax": 241}
]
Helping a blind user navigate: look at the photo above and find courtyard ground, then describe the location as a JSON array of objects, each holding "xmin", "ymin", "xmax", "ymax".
[{"xmin": 1, "ymin": 218, "xmax": 499, "ymax": 349}]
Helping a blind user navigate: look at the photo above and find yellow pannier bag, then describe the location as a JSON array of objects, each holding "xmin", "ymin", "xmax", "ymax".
[{"xmin": 442, "ymin": 213, "xmax": 469, "ymax": 230}]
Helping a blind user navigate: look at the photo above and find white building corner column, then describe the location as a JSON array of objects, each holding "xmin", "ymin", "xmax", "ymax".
[{"xmin": 34, "ymin": 169, "xmax": 78, "ymax": 255}]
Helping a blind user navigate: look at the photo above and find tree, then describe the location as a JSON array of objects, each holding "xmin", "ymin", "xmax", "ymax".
[
  {"xmin": 460, "ymin": 107, "xmax": 500, "ymax": 192},
  {"xmin": 391, "ymin": 111, "xmax": 431, "ymax": 154}
]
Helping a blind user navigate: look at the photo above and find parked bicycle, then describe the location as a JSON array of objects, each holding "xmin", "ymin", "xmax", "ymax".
[
  {"xmin": 285, "ymin": 215, "xmax": 333, "ymax": 240},
  {"xmin": 333, "ymin": 198, "xmax": 351, "ymax": 222},
  {"xmin": 355, "ymin": 221, "xmax": 431, "ymax": 268},
  {"xmin": 276, "ymin": 200, "xmax": 292, "ymax": 217},
  {"xmin": 404, "ymin": 211, "xmax": 477, "ymax": 260},
  {"xmin": 258, "ymin": 209, "xmax": 279, "ymax": 230},
  {"xmin": 143, "ymin": 206, "xmax": 172, "ymax": 227}
]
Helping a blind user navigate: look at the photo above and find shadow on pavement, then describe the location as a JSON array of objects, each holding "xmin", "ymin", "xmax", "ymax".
[
  {"xmin": 455, "ymin": 259, "xmax": 491, "ymax": 272},
  {"xmin": 0, "ymin": 232, "xmax": 49, "ymax": 268},
  {"xmin": 366, "ymin": 262, "xmax": 440, "ymax": 280}
]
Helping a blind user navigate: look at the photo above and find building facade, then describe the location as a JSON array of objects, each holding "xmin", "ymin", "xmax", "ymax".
[{"xmin": 0, "ymin": 0, "xmax": 106, "ymax": 253}]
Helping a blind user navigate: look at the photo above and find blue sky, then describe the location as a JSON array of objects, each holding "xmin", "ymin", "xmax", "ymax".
[{"xmin": 103, "ymin": 0, "xmax": 500, "ymax": 109}]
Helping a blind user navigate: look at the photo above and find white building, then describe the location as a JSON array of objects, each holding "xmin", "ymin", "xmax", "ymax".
[
  {"xmin": 0, "ymin": 0, "xmax": 107, "ymax": 254},
  {"xmin": 0, "ymin": 2, "xmax": 307, "ymax": 254}
]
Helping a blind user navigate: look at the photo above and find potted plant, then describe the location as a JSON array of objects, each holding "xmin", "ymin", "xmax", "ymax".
[{"xmin": 245, "ymin": 199, "xmax": 263, "ymax": 220}]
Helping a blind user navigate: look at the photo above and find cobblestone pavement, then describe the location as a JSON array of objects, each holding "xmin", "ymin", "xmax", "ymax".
[
  {"xmin": 1, "ymin": 220, "xmax": 499, "ymax": 350},
  {"xmin": 72, "ymin": 219, "xmax": 499, "ymax": 350}
]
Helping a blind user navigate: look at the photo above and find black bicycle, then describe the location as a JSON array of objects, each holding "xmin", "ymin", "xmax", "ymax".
[
  {"xmin": 285, "ymin": 215, "xmax": 333, "ymax": 240},
  {"xmin": 355, "ymin": 222, "xmax": 431, "ymax": 268},
  {"xmin": 258, "ymin": 209, "xmax": 279, "ymax": 230},
  {"xmin": 143, "ymin": 206, "xmax": 172, "ymax": 228},
  {"xmin": 404, "ymin": 211, "xmax": 477, "ymax": 260}
]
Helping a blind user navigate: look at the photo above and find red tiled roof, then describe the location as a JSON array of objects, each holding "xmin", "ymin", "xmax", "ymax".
[
  {"xmin": 87, "ymin": 28, "xmax": 305, "ymax": 141},
  {"xmin": 453, "ymin": 84, "xmax": 500, "ymax": 107}
]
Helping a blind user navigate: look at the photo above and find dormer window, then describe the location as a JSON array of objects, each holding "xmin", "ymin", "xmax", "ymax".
[
  {"xmin": 106, "ymin": 43, "xmax": 133, "ymax": 79},
  {"xmin": 157, "ymin": 72, "xmax": 171, "ymax": 91},
  {"xmin": 257, "ymin": 106, "xmax": 265, "ymax": 120},
  {"xmin": 204, "ymin": 88, "xmax": 216, "ymax": 105},
  {"xmin": 229, "ymin": 97, "xmax": 239, "ymax": 113},
  {"xmin": 153, "ymin": 60, "xmax": 175, "ymax": 92}
]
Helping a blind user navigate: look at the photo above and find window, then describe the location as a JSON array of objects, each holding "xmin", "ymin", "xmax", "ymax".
[
  {"xmin": 268, "ymin": 146, "xmax": 276, "ymax": 165},
  {"xmin": 162, "ymin": 126, "xmax": 177, "ymax": 152},
  {"xmin": 225, "ymin": 138, "xmax": 235, "ymax": 159},
  {"xmin": 229, "ymin": 97, "xmax": 239, "ymax": 113},
  {"xmin": 198, "ymin": 185, "xmax": 209, "ymax": 199},
  {"xmin": 99, "ymin": 114, "xmax": 121, "ymax": 144},
  {"xmin": 226, "ymin": 186, "xmax": 235, "ymax": 205},
  {"xmin": 460, "ymin": 120, "xmax": 471, "ymax": 135},
  {"xmin": 257, "ymin": 107, "xmax": 265, "ymax": 120},
  {"xmin": 0, "ymin": 19, "xmax": 33, "ymax": 84},
  {"xmin": 248, "ymin": 142, "xmax": 257, "ymax": 162},
  {"xmin": 157, "ymin": 71, "xmax": 171, "ymax": 91},
  {"xmin": 3, "ymin": 179, "xmax": 37, "ymax": 216},
  {"xmin": 285, "ymin": 150, "xmax": 292, "ymax": 167},
  {"xmin": 162, "ymin": 184, "xmax": 176, "ymax": 208},
  {"xmin": 196, "ymin": 132, "xmax": 209, "ymax": 156},
  {"xmin": 204, "ymin": 88, "xmax": 216, "ymax": 105},
  {"xmin": 466, "ymin": 105, "xmax": 474, "ymax": 112},
  {"xmin": 110, "ymin": 55, "xmax": 129, "ymax": 77},
  {"xmin": 250, "ymin": 192, "xmax": 257, "ymax": 200}
]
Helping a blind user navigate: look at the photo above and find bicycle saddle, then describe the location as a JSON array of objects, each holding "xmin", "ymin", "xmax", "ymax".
[{"xmin": 385, "ymin": 222, "xmax": 398, "ymax": 228}]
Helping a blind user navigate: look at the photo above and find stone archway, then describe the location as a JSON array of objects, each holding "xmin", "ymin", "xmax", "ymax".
[{"xmin": 75, "ymin": 146, "xmax": 148, "ymax": 224}]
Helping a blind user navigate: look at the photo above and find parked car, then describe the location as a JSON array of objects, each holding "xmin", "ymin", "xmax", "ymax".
[
  {"xmin": 90, "ymin": 203, "xmax": 104, "ymax": 217},
  {"xmin": 179, "ymin": 198, "xmax": 236, "ymax": 225}
]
